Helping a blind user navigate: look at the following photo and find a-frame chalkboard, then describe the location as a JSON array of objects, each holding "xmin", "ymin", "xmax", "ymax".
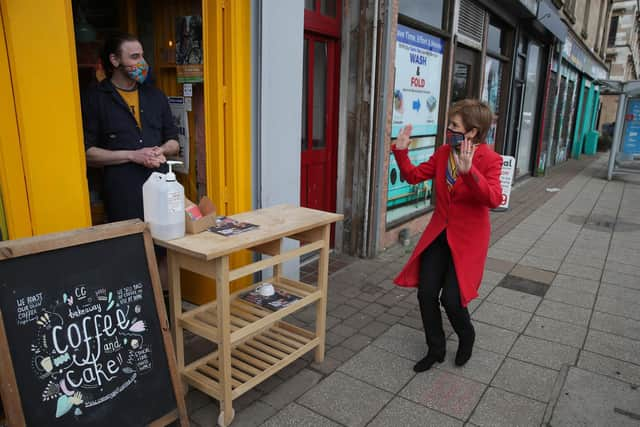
[{"xmin": 0, "ymin": 220, "xmax": 187, "ymax": 426}]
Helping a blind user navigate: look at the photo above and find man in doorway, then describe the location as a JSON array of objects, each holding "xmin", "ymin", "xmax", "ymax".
[
  {"xmin": 82, "ymin": 33, "xmax": 179, "ymax": 291},
  {"xmin": 82, "ymin": 33, "xmax": 179, "ymax": 223}
]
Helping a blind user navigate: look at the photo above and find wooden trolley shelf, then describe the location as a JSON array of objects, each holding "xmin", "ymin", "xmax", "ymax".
[
  {"xmin": 182, "ymin": 321, "xmax": 317, "ymax": 400},
  {"xmin": 179, "ymin": 277, "xmax": 321, "ymax": 345},
  {"xmin": 155, "ymin": 205, "xmax": 343, "ymax": 426}
]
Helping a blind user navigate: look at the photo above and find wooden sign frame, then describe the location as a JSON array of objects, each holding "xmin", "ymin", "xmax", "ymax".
[{"xmin": 0, "ymin": 220, "xmax": 188, "ymax": 426}]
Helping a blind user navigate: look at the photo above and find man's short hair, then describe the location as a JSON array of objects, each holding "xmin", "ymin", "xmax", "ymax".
[
  {"xmin": 448, "ymin": 99, "xmax": 494, "ymax": 143},
  {"xmin": 100, "ymin": 33, "xmax": 140, "ymax": 78}
]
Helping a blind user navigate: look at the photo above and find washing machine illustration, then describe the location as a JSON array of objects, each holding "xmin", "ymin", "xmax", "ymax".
[{"xmin": 387, "ymin": 146, "xmax": 433, "ymax": 208}]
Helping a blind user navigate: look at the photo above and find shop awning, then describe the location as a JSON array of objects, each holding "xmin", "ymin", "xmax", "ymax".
[
  {"xmin": 536, "ymin": 0, "xmax": 567, "ymax": 41},
  {"xmin": 597, "ymin": 80, "xmax": 640, "ymax": 97}
]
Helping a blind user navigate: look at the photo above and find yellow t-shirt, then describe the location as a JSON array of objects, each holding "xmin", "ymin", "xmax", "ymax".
[{"xmin": 116, "ymin": 88, "xmax": 141, "ymax": 128}]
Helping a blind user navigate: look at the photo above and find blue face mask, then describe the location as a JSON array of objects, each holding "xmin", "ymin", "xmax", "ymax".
[{"xmin": 124, "ymin": 59, "xmax": 149, "ymax": 84}]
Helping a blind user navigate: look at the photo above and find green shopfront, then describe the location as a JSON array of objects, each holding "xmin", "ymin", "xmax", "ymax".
[{"xmin": 556, "ymin": 34, "xmax": 608, "ymax": 167}]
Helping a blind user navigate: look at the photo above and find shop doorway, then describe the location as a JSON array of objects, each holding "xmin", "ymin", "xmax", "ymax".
[
  {"xmin": 451, "ymin": 46, "xmax": 480, "ymax": 103},
  {"xmin": 301, "ymin": 2, "xmax": 340, "ymax": 216},
  {"xmin": 72, "ymin": 0, "xmax": 206, "ymax": 225},
  {"xmin": 515, "ymin": 41, "xmax": 543, "ymax": 178},
  {"xmin": 301, "ymin": 34, "xmax": 339, "ymax": 214}
]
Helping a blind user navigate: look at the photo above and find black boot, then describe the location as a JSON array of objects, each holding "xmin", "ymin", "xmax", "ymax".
[
  {"xmin": 455, "ymin": 328, "xmax": 475, "ymax": 366},
  {"xmin": 413, "ymin": 353, "xmax": 445, "ymax": 372}
]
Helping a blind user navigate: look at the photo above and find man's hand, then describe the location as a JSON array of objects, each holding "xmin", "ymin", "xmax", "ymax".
[
  {"xmin": 394, "ymin": 124, "xmax": 413, "ymax": 150},
  {"xmin": 453, "ymin": 137, "xmax": 476, "ymax": 174},
  {"xmin": 130, "ymin": 147, "xmax": 166, "ymax": 169}
]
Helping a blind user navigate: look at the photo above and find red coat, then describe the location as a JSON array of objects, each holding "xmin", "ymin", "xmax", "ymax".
[{"xmin": 392, "ymin": 143, "xmax": 503, "ymax": 307}]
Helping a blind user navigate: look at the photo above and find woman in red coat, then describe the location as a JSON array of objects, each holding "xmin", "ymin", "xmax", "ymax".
[{"xmin": 391, "ymin": 99, "xmax": 503, "ymax": 372}]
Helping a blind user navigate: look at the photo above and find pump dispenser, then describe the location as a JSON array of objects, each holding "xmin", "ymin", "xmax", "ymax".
[{"xmin": 143, "ymin": 160, "xmax": 185, "ymax": 240}]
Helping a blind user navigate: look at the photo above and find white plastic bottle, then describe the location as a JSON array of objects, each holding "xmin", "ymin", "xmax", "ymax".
[{"xmin": 143, "ymin": 161, "xmax": 185, "ymax": 240}]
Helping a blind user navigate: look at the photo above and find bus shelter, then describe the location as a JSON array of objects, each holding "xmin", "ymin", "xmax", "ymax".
[{"xmin": 598, "ymin": 80, "xmax": 640, "ymax": 180}]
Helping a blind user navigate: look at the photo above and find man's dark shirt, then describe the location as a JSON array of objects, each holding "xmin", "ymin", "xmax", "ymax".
[{"xmin": 82, "ymin": 79, "xmax": 179, "ymax": 222}]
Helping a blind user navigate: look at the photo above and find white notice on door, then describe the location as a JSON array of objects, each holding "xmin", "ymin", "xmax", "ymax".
[{"xmin": 498, "ymin": 156, "xmax": 515, "ymax": 209}]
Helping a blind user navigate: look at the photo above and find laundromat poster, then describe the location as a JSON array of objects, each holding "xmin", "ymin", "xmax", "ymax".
[{"xmin": 392, "ymin": 25, "xmax": 444, "ymax": 138}]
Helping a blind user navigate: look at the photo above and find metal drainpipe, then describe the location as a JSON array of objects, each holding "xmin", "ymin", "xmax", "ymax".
[{"xmin": 362, "ymin": 0, "xmax": 380, "ymax": 257}]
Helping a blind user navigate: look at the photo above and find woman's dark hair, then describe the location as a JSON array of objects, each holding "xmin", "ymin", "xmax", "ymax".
[{"xmin": 100, "ymin": 33, "xmax": 139, "ymax": 77}]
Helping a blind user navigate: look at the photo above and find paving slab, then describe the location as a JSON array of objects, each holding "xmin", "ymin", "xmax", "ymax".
[
  {"xmin": 467, "ymin": 321, "xmax": 519, "ymax": 355},
  {"xmin": 337, "ymin": 345, "xmax": 415, "ymax": 393},
  {"xmin": 298, "ymin": 372, "xmax": 393, "ymax": 427},
  {"xmin": 471, "ymin": 301, "xmax": 533, "ymax": 332},
  {"xmin": 509, "ymin": 335, "xmax": 579, "ymax": 370},
  {"xmin": 229, "ymin": 401, "xmax": 277, "ymax": 427},
  {"xmin": 484, "ymin": 257, "xmax": 515, "ymax": 274},
  {"xmin": 544, "ymin": 285, "xmax": 595, "ymax": 309},
  {"xmin": 595, "ymin": 294, "xmax": 640, "ymax": 321},
  {"xmin": 535, "ymin": 299, "xmax": 591, "ymax": 327},
  {"xmin": 584, "ymin": 330, "xmax": 640, "ymax": 365},
  {"xmin": 577, "ymin": 350, "xmax": 640, "ymax": 386},
  {"xmin": 491, "ymin": 358, "xmax": 558, "ymax": 402},
  {"xmin": 341, "ymin": 334, "xmax": 373, "ymax": 352},
  {"xmin": 400, "ymin": 368, "xmax": 486, "ymax": 420},
  {"xmin": 548, "ymin": 367, "xmax": 640, "ymax": 427},
  {"xmin": 261, "ymin": 369, "xmax": 322, "ymax": 410},
  {"xmin": 598, "ymin": 282, "xmax": 640, "ymax": 304},
  {"xmin": 487, "ymin": 287, "xmax": 541, "ymax": 312},
  {"xmin": 367, "ymin": 397, "xmax": 463, "ymax": 427},
  {"xmin": 260, "ymin": 403, "xmax": 341, "ymax": 427},
  {"xmin": 523, "ymin": 315, "xmax": 587, "ymax": 348},
  {"xmin": 519, "ymin": 254, "xmax": 562, "ymax": 272},
  {"xmin": 557, "ymin": 261, "xmax": 603, "ymax": 280},
  {"xmin": 551, "ymin": 274, "xmax": 600, "ymax": 294},
  {"xmin": 439, "ymin": 340, "xmax": 504, "ymax": 384},
  {"xmin": 372, "ymin": 324, "xmax": 426, "ymax": 362},
  {"xmin": 231, "ymin": 401, "xmax": 276, "ymax": 427},
  {"xmin": 590, "ymin": 310, "xmax": 640, "ymax": 341},
  {"xmin": 510, "ymin": 264, "xmax": 556, "ymax": 285},
  {"xmin": 469, "ymin": 386, "xmax": 546, "ymax": 427}
]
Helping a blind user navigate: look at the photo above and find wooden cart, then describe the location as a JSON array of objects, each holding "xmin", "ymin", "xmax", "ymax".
[{"xmin": 155, "ymin": 205, "xmax": 342, "ymax": 426}]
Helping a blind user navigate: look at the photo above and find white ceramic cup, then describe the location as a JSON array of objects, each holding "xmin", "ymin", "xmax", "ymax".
[{"xmin": 256, "ymin": 283, "xmax": 275, "ymax": 297}]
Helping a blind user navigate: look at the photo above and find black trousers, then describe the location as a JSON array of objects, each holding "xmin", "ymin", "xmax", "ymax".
[{"xmin": 417, "ymin": 230, "xmax": 474, "ymax": 357}]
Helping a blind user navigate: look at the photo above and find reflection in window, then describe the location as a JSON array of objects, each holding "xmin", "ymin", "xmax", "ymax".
[
  {"xmin": 305, "ymin": 0, "xmax": 314, "ymax": 10},
  {"xmin": 301, "ymin": 39, "xmax": 308, "ymax": 151},
  {"xmin": 482, "ymin": 57, "xmax": 502, "ymax": 145},
  {"xmin": 321, "ymin": 0, "xmax": 337, "ymax": 17},
  {"xmin": 398, "ymin": 0, "xmax": 445, "ymax": 29},
  {"xmin": 487, "ymin": 19, "xmax": 504, "ymax": 55},
  {"xmin": 452, "ymin": 63, "xmax": 470, "ymax": 103},
  {"xmin": 312, "ymin": 41, "xmax": 327, "ymax": 149}
]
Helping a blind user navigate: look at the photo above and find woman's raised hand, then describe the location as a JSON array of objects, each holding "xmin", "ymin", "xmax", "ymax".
[
  {"xmin": 453, "ymin": 137, "xmax": 476, "ymax": 174},
  {"xmin": 394, "ymin": 124, "xmax": 413, "ymax": 150}
]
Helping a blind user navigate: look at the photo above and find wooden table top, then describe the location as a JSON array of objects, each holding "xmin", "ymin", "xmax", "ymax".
[{"xmin": 154, "ymin": 205, "xmax": 343, "ymax": 260}]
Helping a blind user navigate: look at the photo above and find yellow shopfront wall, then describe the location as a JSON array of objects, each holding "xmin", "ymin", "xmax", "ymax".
[{"xmin": 0, "ymin": 0, "xmax": 252, "ymax": 304}]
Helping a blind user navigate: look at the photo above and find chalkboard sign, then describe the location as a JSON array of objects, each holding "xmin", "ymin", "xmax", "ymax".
[{"xmin": 0, "ymin": 221, "xmax": 187, "ymax": 426}]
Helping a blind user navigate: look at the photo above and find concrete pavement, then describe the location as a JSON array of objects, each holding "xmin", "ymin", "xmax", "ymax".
[{"xmin": 186, "ymin": 154, "xmax": 640, "ymax": 426}]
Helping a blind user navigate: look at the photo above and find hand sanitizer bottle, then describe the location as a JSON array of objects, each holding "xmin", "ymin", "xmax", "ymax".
[{"xmin": 143, "ymin": 161, "xmax": 185, "ymax": 240}]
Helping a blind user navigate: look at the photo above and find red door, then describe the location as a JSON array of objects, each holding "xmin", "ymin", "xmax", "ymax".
[{"xmin": 302, "ymin": 1, "xmax": 340, "ymax": 214}]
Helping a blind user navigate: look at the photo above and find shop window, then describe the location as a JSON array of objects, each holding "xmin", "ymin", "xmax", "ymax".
[
  {"xmin": 581, "ymin": 0, "xmax": 590, "ymax": 39},
  {"xmin": 608, "ymin": 15, "xmax": 619, "ymax": 47},
  {"xmin": 487, "ymin": 17, "xmax": 505, "ymax": 56},
  {"xmin": 306, "ymin": 0, "xmax": 337, "ymax": 18},
  {"xmin": 452, "ymin": 46, "xmax": 480, "ymax": 103},
  {"xmin": 481, "ymin": 56, "xmax": 502, "ymax": 146},
  {"xmin": 321, "ymin": 0, "xmax": 337, "ymax": 17},
  {"xmin": 399, "ymin": 0, "xmax": 446, "ymax": 30},
  {"xmin": 312, "ymin": 41, "xmax": 328, "ymax": 149},
  {"xmin": 387, "ymin": 24, "xmax": 445, "ymax": 225}
]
